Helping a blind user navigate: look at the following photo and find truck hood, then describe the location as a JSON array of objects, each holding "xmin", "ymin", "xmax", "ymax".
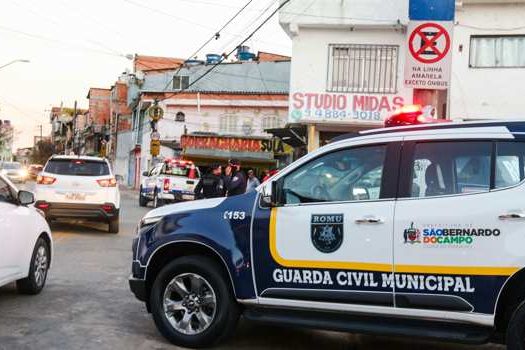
[{"xmin": 142, "ymin": 197, "xmax": 227, "ymax": 220}]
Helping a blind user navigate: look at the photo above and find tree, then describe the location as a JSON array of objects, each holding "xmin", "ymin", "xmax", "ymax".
[{"xmin": 31, "ymin": 140, "xmax": 54, "ymax": 165}]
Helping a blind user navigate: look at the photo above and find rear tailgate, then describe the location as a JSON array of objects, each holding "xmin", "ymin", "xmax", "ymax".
[{"xmin": 165, "ymin": 175, "xmax": 198, "ymax": 199}]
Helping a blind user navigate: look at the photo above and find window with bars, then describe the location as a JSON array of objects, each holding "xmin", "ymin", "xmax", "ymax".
[
  {"xmin": 219, "ymin": 115, "xmax": 238, "ymax": 134},
  {"xmin": 262, "ymin": 116, "xmax": 282, "ymax": 130},
  {"xmin": 327, "ymin": 44, "xmax": 399, "ymax": 93}
]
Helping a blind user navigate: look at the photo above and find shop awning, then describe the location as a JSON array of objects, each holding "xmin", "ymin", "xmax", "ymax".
[{"xmin": 265, "ymin": 126, "xmax": 306, "ymax": 148}]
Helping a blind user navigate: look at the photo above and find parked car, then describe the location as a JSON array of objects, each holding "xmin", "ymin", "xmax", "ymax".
[
  {"xmin": 28, "ymin": 164, "xmax": 44, "ymax": 180},
  {"xmin": 0, "ymin": 161, "xmax": 28, "ymax": 183},
  {"xmin": 130, "ymin": 120, "xmax": 525, "ymax": 349},
  {"xmin": 139, "ymin": 158, "xmax": 200, "ymax": 208},
  {"xmin": 0, "ymin": 174, "xmax": 52, "ymax": 294},
  {"xmin": 34, "ymin": 155, "xmax": 120, "ymax": 233}
]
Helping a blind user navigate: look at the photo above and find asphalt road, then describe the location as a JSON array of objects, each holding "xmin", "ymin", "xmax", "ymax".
[{"xmin": 0, "ymin": 184, "xmax": 505, "ymax": 349}]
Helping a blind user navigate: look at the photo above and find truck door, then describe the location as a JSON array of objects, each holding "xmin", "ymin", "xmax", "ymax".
[
  {"xmin": 252, "ymin": 141, "xmax": 401, "ymax": 307},
  {"xmin": 393, "ymin": 139, "xmax": 525, "ymax": 316}
]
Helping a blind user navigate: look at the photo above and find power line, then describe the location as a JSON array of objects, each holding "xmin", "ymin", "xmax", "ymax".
[
  {"xmin": 8, "ymin": 0, "xmax": 125, "ymax": 56},
  {"xmin": 0, "ymin": 24, "xmax": 128, "ymax": 59},
  {"xmin": 216, "ymin": 0, "xmax": 279, "ymax": 54},
  {"xmin": 160, "ymin": 0, "xmax": 255, "ymax": 92},
  {"xmin": 158, "ymin": 0, "xmax": 293, "ymax": 103}
]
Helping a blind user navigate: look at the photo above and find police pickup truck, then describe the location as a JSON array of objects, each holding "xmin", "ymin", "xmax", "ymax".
[
  {"xmin": 129, "ymin": 120, "xmax": 525, "ymax": 349},
  {"xmin": 139, "ymin": 159, "xmax": 200, "ymax": 208}
]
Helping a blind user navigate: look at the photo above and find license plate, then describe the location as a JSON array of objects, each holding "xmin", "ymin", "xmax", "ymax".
[
  {"xmin": 65, "ymin": 192, "xmax": 86, "ymax": 201},
  {"xmin": 182, "ymin": 194, "xmax": 194, "ymax": 200}
]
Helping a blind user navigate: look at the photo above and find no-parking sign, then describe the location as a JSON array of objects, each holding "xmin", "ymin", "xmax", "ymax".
[{"xmin": 404, "ymin": 20, "xmax": 453, "ymax": 90}]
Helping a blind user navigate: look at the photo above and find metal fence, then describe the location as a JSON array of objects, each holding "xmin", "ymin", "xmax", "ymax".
[{"xmin": 327, "ymin": 44, "xmax": 399, "ymax": 94}]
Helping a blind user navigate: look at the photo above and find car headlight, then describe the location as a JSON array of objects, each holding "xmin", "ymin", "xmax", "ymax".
[
  {"xmin": 19, "ymin": 169, "xmax": 28, "ymax": 177},
  {"xmin": 139, "ymin": 215, "xmax": 163, "ymax": 229}
]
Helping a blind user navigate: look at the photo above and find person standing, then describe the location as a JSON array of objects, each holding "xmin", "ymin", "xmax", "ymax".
[
  {"xmin": 224, "ymin": 159, "xmax": 247, "ymax": 197},
  {"xmin": 194, "ymin": 164, "xmax": 225, "ymax": 199},
  {"xmin": 245, "ymin": 169, "xmax": 260, "ymax": 192}
]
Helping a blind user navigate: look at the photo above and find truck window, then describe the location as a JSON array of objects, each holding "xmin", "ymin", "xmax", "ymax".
[
  {"xmin": 282, "ymin": 145, "xmax": 386, "ymax": 204},
  {"xmin": 495, "ymin": 142, "xmax": 525, "ymax": 188},
  {"xmin": 409, "ymin": 141, "xmax": 492, "ymax": 198}
]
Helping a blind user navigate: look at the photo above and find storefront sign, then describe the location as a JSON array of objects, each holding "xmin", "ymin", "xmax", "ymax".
[
  {"xmin": 404, "ymin": 21, "xmax": 453, "ymax": 90},
  {"xmin": 289, "ymin": 92, "xmax": 406, "ymax": 123},
  {"xmin": 182, "ymin": 135, "xmax": 290, "ymax": 155}
]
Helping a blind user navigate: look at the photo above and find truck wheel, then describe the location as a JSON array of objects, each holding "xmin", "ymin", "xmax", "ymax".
[
  {"xmin": 16, "ymin": 237, "xmax": 50, "ymax": 295},
  {"xmin": 507, "ymin": 299, "xmax": 525, "ymax": 350},
  {"xmin": 153, "ymin": 189, "xmax": 164, "ymax": 208},
  {"xmin": 139, "ymin": 187, "xmax": 148, "ymax": 207},
  {"xmin": 150, "ymin": 256, "xmax": 239, "ymax": 348},
  {"xmin": 108, "ymin": 216, "xmax": 119, "ymax": 234}
]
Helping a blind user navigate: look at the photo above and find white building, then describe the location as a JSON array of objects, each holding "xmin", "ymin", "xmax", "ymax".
[{"xmin": 280, "ymin": 0, "xmax": 525, "ymax": 150}]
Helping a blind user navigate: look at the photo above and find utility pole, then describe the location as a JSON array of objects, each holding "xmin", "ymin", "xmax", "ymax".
[{"xmin": 73, "ymin": 100, "xmax": 77, "ymax": 154}]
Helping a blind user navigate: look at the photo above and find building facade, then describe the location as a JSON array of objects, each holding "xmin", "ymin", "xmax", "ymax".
[
  {"xmin": 0, "ymin": 120, "xmax": 14, "ymax": 161},
  {"xmin": 126, "ymin": 55, "xmax": 291, "ymax": 188},
  {"xmin": 280, "ymin": 0, "xmax": 525, "ymax": 150}
]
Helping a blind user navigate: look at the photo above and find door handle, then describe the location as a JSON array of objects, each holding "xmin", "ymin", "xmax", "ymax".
[
  {"xmin": 355, "ymin": 216, "xmax": 384, "ymax": 224},
  {"xmin": 499, "ymin": 213, "xmax": 525, "ymax": 220}
]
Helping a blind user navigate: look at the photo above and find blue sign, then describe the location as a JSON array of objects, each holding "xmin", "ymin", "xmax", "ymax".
[{"xmin": 409, "ymin": 0, "xmax": 455, "ymax": 21}]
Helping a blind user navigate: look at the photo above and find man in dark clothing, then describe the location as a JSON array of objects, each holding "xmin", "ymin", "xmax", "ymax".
[
  {"xmin": 194, "ymin": 164, "xmax": 225, "ymax": 199},
  {"xmin": 224, "ymin": 159, "xmax": 247, "ymax": 197}
]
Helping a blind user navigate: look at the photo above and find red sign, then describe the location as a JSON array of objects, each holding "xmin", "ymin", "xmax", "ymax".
[
  {"xmin": 408, "ymin": 22, "xmax": 450, "ymax": 64},
  {"xmin": 182, "ymin": 135, "xmax": 263, "ymax": 153}
]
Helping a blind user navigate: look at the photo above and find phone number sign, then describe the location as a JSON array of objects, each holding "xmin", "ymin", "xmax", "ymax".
[{"xmin": 289, "ymin": 92, "xmax": 406, "ymax": 124}]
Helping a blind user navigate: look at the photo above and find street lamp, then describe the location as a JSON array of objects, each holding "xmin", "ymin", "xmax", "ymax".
[{"xmin": 0, "ymin": 59, "xmax": 30, "ymax": 71}]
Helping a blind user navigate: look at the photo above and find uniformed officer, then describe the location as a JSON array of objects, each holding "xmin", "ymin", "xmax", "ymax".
[
  {"xmin": 194, "ymin": 164, "xmax": 225, "ymax": 199},
  {"xmin": 224, "ymin": 159, "xmax": 247, "ymax": 197}
]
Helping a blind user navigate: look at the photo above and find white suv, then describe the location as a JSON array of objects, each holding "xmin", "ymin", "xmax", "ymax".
[
  {"xmin": 34, "ymin": 155, "xmax": 120, "ymax": 233},
  {"xmin": 0, "ymin": 174, "xmax": 52, "ymax": 294}
]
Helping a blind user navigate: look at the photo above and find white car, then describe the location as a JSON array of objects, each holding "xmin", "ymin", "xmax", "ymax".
[
  {"xmin": 34, "ymin": 155, "xmax": 120, "ymax": 233},
  {"xmin": 0, "ymin": 161, "xmax": 28, "ymax": 183},
  {"xmin": 0, "ymin": 174, "xmax": 52, "ymax": 294}
]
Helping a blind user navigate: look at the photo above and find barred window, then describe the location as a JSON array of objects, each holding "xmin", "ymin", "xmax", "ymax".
[
  {"xmin": 219, "ymin": 115, "xmax": 238, "ymax": 134},
  {"xmin": 327, "ymin": 44, "xmax": 399, "ymax": 93}
]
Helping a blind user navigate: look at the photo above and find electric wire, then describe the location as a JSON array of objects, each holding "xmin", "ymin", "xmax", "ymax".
[
  {"xmin": 160, "ymin": 0, "xmax": 255, "ymax": 92},
  {"xmin": 158, "ymin": 0, "xmax": 293, "ymax": 103}
]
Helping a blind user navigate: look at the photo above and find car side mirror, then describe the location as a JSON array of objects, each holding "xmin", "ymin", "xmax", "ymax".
[
  {"xmin": 142, "ymin": 171, "xmax": 149, "ymax": 177},
  {"xmin": 260, "ymin": 180, "xmax": 282, "ymax": 207},
  {"xmin": 18, "ymin": 190, "xmax": 35, "ymax": 206}
]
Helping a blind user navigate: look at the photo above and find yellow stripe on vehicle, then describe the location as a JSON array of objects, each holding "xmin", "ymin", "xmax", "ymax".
[{"xmin": 269, "ymin": 208, "xmax": 520, "ymax": 277}]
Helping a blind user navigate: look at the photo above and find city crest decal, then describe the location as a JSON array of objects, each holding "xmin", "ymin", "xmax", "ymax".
[{"xmin": 311, "ymin": 214, "xmax": 344, "ymax": 253}]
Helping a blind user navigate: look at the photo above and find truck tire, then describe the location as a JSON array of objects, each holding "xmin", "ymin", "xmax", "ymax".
[
  {"xmin": 16, "ymin": 237, "xmax": 50, "ymax": 295},
  {"xmin": 139, "ymin": 187, "xmax": 148, "ymax": 207},
  {"xmin": 507, "ymin": 299, "xmax": 525, "ymax": 350},
  {"xmin": 150, "ymin": 256, "xmax": 239, "ymax": 348},
  {"xmin": 153, "ymin": 189, "xmax": 164, "ymax": 208}
]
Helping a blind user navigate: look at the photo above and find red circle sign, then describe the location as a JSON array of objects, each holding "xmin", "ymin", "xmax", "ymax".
[{"xmin": 408, "ymin": 22, "xmax": 451, "ymax": 64}]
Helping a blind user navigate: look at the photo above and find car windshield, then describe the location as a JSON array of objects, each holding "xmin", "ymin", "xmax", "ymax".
[
  {"xmin": 44, "ymin": 159, "xmax": 110, "ymax": 176},
  {"xmin": 2, "ymin": 162, "xmax": 22, "ymax": 170}
]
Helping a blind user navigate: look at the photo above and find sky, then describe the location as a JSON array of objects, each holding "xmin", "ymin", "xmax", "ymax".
[{"xmin": 0, "ymin": 0, "xmax": 292, "ymax": 149}]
